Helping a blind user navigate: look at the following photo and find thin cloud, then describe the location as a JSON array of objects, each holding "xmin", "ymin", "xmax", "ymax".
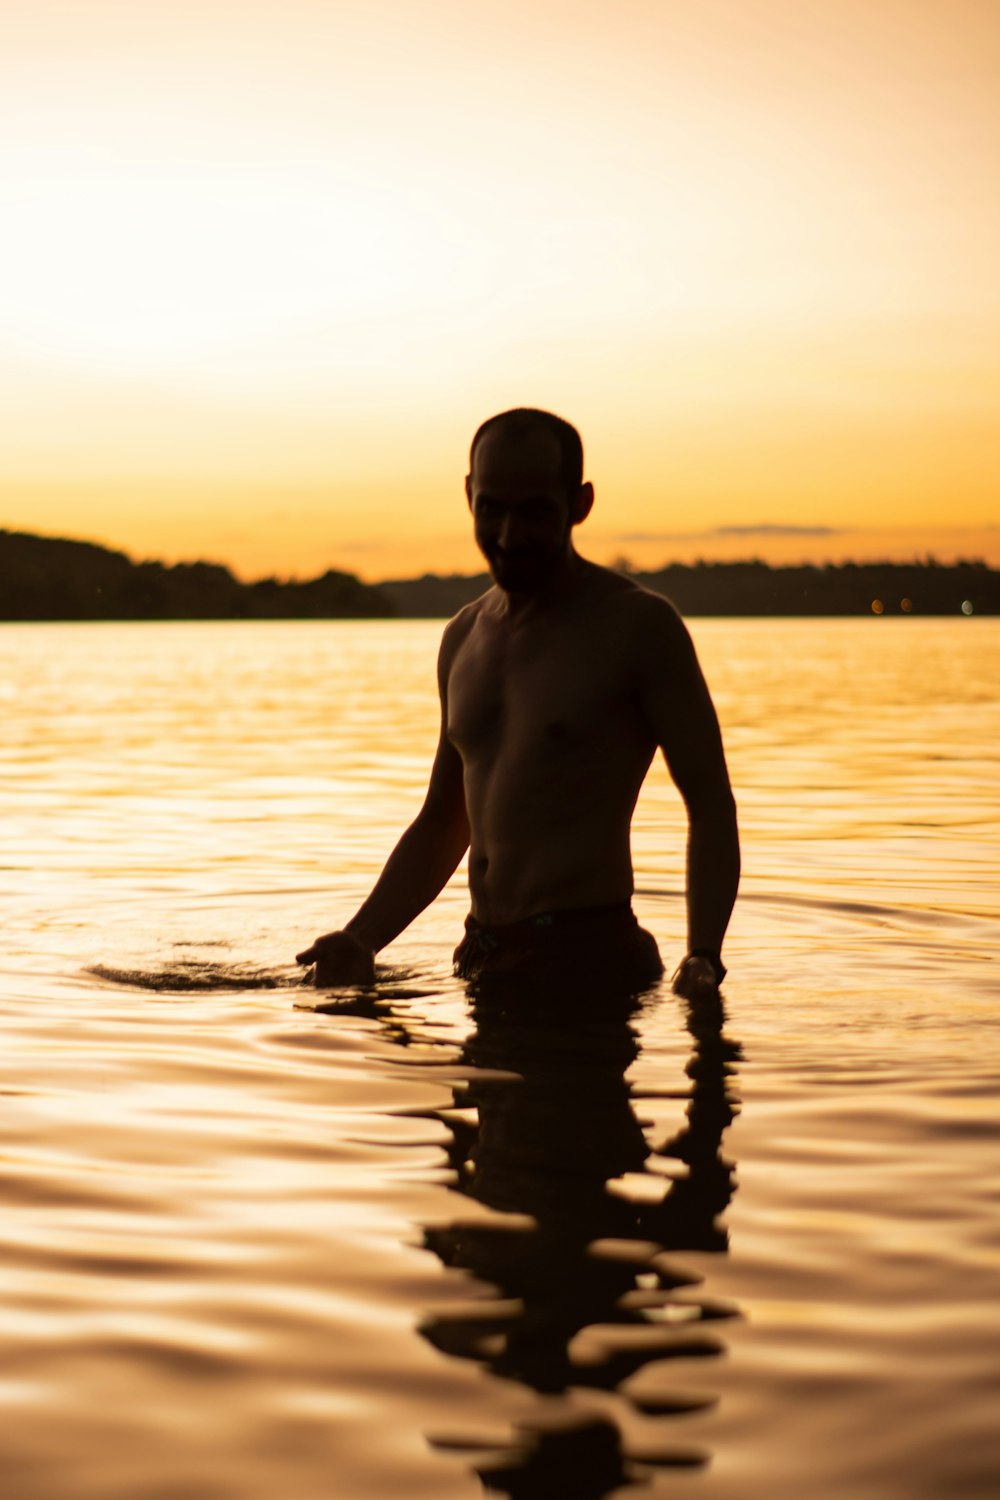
[
  {"xmin": 616, "ymin": 525, "xmax": 841, "ymax": 542},
  {"xmin": 716, "ymin": 525, "xmax": 840, "ymax": 537}
]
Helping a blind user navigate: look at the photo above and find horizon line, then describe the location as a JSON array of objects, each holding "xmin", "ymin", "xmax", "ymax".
[{"xmin": 3, "ymin": 524, "xmax": 995, "ymax": 587}]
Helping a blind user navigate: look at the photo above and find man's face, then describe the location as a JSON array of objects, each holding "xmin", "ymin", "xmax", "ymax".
[{"xmin": 466, "ymin": 428, "xmax": 577, "ymax": 594}]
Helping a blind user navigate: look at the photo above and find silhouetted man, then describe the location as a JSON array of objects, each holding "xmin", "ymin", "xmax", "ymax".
[{"xmin": 296, "ymin": 408, "xmax": 739, "ymax": 997}]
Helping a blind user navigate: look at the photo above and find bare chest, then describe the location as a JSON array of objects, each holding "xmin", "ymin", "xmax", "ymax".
[{"xmin": 446, "ymin": 618, "xmax": 638, "ymax": 760}]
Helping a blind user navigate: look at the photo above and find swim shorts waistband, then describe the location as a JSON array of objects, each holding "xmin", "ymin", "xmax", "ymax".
[
  {"xmin": 464, "ymin": 900, "xmax": 635, "ymax": 938},
  {"xmin": 453, "ymin": 900, "xmax": 662, "ymax": 986}
]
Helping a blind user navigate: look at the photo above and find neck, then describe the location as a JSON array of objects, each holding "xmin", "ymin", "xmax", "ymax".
[{"xmin": 497, "ymin": 547, "xmax": 586, "ymax": 616}]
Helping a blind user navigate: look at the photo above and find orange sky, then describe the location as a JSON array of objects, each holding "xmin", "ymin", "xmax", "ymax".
[{"xmin": 2, "ymin": 0, "xmax": 998, "ymax": 579}]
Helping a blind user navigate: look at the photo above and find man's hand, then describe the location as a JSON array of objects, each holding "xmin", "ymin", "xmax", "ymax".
[
  {"xmin": 295, "ymin": 930, "xmax": 376, "ymax": 988},
  {"xmin": 671, "ymin": 953, "xmax": 723, "ymax": 1001}
]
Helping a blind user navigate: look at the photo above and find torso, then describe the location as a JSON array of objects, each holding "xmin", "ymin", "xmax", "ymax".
[{"xmin": 444, "ymin": 563, "xmax": 661, "ymax": 924}]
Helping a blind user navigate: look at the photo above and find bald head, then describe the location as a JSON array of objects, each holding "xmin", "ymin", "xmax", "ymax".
[{"xmin": 468, "ymin": 408, "xmax": 584, "ymax": 497}]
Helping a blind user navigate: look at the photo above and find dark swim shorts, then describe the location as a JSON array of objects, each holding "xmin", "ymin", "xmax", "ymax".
[{"xmin": 453, "ymin": 901, "xmax": 663, "ymax": 990}]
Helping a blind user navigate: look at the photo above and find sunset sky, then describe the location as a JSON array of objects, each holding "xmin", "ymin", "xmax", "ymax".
[{"xmin": 3, "ymin": 0, "xmax": 998, "ymax": 580}]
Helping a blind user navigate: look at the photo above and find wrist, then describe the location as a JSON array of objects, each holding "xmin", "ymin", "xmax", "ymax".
[
  {"xmin": 688, "ymin": 948, "xmax": 726, "ymax": 984},
  {"xmin": 342, "ymin": 919, "xmax": 378, "ymax": 954}
]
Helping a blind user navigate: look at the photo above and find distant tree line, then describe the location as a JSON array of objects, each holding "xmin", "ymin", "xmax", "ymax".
[
  {"xmin": 381, "ymin": 558, "xmax": 999, "ymax": 617},
  {"xmin": 2, "ymin": 529, "xmax": 997, "ymax": 619},
  {"xmin": 628, "ymin": 558, "xmax": 997, "ymax": 617},
  {"xmin": 0, "ymin": 530, "xmax": 393, "ymax": 619}
]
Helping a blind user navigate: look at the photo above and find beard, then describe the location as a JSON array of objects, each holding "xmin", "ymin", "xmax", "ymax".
[
  {"xmin": 483, "ymin": 545, "xmax": 561, "ymax": 593},
  {"xmin": 478, "ymin": 521, "xmax": 573, "ymax": 593}
]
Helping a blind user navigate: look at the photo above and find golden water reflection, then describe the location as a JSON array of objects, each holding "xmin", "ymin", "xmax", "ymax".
[
  {"xmin": 3, "ymin": 619, "xmax": 998, "ymax": 1497},
  {"xmin": 406, "ymin": 980, "xmax": 742, "ymax": 1496}
]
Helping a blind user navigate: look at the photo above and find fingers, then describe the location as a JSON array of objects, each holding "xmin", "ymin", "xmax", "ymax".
[
  {"xmin": 671, "ymin": 954, "xmax": 720, "ymax": 1000},
  {"xmin": 295, "ymin": 931, "xmax": 343, "ymax": 965},
  {"xmin": 295, "ymin": 931, "xmax": 376, "ymax": 988}
]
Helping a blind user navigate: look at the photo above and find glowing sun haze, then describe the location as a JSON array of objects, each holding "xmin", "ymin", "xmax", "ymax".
[{"xmin": 2, "ymin": 0, "xmax": 998, "ymax": 579}]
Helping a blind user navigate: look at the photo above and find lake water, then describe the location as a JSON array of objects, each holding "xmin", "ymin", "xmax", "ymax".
[{"xmin": 1, "ymin": 616, "xmax": 997, "ymax": 1499}]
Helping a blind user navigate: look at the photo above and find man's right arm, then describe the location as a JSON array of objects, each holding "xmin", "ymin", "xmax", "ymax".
[{"xmin": 295, "ymin": 621, "xmax": 471, "ymax": 986}]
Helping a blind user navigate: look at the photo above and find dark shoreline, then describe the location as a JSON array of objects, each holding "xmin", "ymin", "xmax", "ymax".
[{"xmin": 2, "ymin": 528, "xmax": 997, "ymax": 618}]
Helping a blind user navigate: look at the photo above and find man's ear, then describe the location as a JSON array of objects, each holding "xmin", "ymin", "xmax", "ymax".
[
  {"xmin": 571, "ymin": 481, "xmax": 594, "ymax": 526},
  {"xmin": 465, "ymin": 474, "xmax": 473, "ymax": 509}
]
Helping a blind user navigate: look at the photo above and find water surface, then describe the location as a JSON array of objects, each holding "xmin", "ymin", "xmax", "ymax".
[{"xmin": 1, "ymin": 618, "xmax": 997, "ymax": 1498}]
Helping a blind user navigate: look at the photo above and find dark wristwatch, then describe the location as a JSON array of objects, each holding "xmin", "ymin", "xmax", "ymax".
[{"xmin": 689, "ymin": 949, "xmax": 727, "ymax": 984}]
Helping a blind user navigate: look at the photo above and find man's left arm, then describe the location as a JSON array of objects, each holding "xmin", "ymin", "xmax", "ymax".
[{"xmin": 636, "ymin": 596, "xmax": 740, "ymax": 995}]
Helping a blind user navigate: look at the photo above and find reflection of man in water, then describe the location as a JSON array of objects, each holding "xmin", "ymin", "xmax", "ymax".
[
  {"xmin": 419, "ymin": 982, "xmax": 742, "ymax": 1492},
  {"xmin": 296, "ymin": 408, "xmax": 739, "ymax": 995}
]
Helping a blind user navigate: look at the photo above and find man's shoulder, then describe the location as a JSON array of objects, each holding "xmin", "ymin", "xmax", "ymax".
[
  {"xmin": 587, "ymin": 565, "xmax": 688, "ymax": 635},
  {"xmin": 583, "ymin": 572, "xmax": 702, "ymax": 692},
  {"xmin": 447, "ymin": 585, "xmax": 498, "ymax": 631},
  {"xmin": 438, "ymin": 587, "xmax": 498, "ymax": 660}
]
